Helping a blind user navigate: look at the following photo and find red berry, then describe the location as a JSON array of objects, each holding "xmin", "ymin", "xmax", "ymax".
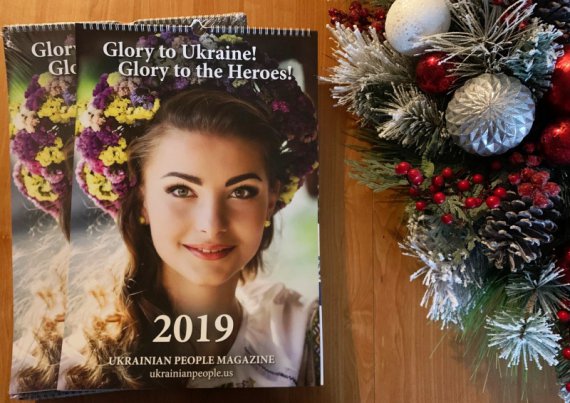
[
  {"xmin": 465, "ymin": 197, "xmax": 478, "ymax": 209},
  {"xmin": 410, "ymin": 174, "xmax": 424, "ymax": 186},
  {"xmin": 523, "ymin": 142, "xmax": 536, "ymax": 154},
  {"xmin": 526, "ymin": 155, "xmax": 542, "ymax": 167},
  {"xmin": 432, "ymin": 175, "xmax": 445, "ymax": 187},
  {"xmin": 428, "ymin": 185, "xmax": 438, "ymax": 194},
  {"xmin": 433, "ymin": 192, "xmax": 446, "ymax": 204},
  {"xmin": 441, "ymin": 167, "xmax": 453, "ymax": 178},
  {"xmin": 457, "ymin": 179, "xmax": 470, "ymax": 192},
  {"xmin": 472, "ymin": 174, "xmax": 484, "ymax": 184},
  {"xmin": 407, "ymin": 168, "xmax": 421, "ymax": 180},
  {"xmin": 558, "ymin": 310, "xmax": 570, "ymax": 322},
  {"xmin": 493, "ymin": 187, "xmax": 507, "ymax": 198},
  {"xmin": 490, "ymin": 160, "xmax": 502, "ymax": 171},
  {"xmin": 492, "ymin": 0, "xmax": 503, "ymax": 5},
  {"xmin": 566, "ymin": 382, "xmax": 570, "ymax": 393},
  {"xmin": 518, "ymin": 21, "xmax": 528, "ymax": 30},
  {"xmin": 508, "ymin": 173, "xmax": 521, "ymax": 185},
  {"xmin": 486, "ymin": 196, "xmax": 501, "ymax": 209},
  {"xmin": 395, "ymin": 161, "xmax": 412, "ymax": 175},
  {"xmin": 409, "ymin": 187, "xmax": 420, "ymax": 198},
  {"xmin": 441, "ymin": 213, "xmax": 453, "ymax": 225},
  {"xmin": 415, "ymin": 200, "xmax": 427, "ymax": 211},
  {"xmin": 518, "ymin": 183, "xmax": 534, "ymax": 197},
  {"xmin": 473, "ymin": 197, "xmax": 483, "ymax": 207},
  {"xmin": 563, "ymin": 347, "xmax": 570, "ymax": 360},
  {"xmin": 531, "ymin": 171, "xmax": 550, "ymax": 186},
  {"xmin": 509, "ymin": 152, "xmax": 525, "ymax": 165}
]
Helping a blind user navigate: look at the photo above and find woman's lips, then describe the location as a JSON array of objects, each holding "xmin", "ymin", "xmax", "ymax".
[{"xmin": 182, "ymin": 244, "xmax": 235, "ymax": 260}]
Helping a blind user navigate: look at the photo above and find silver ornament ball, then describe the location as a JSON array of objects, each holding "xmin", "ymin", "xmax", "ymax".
[{"xmin": 445, "ymin": 73, "xmax": 535, "ymax": 156}]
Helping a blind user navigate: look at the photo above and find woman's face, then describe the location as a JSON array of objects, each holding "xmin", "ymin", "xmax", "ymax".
[{"xmin": 141, "ymin": 128, "xmax": 278, "ymax": 287}]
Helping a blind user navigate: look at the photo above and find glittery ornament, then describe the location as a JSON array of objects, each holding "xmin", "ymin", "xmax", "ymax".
[
  {"xmin": 385, "ymin": 0, "xmax": 451, "ymax": 56},
  {"xmin": 416, "ymin": 52, "xmax": 456, "ymax": 94},
  {"xmin": 540, "ymin": 118, "xmax": 570, "ymax": 165},
  {"xmin": 446, "ymin": 73, "xmax": 535, "ymax": 156},
  {"xmin": 546, "ymin": 45, "xmax": 570, "ymax": 115}
]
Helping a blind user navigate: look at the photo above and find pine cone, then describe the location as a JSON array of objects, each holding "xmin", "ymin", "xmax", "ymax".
[
  {"xmin": 534, "ymin": 0, "xmax": 570, "ymax": 43},
  {"xmin": 479, "ymin": 190, "xmax": 561, "ymax": 271}
]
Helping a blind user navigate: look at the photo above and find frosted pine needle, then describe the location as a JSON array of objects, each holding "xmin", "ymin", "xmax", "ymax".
[
  {"xmin": 506, "ymin": 261, "xmax": 570, "ymax": 318},
  {"xmin": 486, "ymin": 311, "xmax": 561, "ymax": 370},
  {"xmin": 324, "ymin": 23, "xmax": 412, "ymax": 114}
]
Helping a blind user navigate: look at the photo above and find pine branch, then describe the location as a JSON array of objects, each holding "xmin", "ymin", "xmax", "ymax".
[
  {"xmin": 424, "ymin": 0, "xmax": 537, "ymax": 82},
  {"xmin": 324, "ymin": 23, "xmax": 413, "ymax": 115},
  {"xmin": 403, "ymin": 214, "xmax": 489, "ymax": 327},
  {"xmin": 504, "ymin": 19, "xmax": 563, "ymax": 98},
  {"xmin": 373, "ymin": 84, "xmax": 459, "ymax": 158},
  {"xmin": 506, "ymin": 260, "xmax": 570, "ymax": 319},
  {"xmin": 486, "ymin": 310, "xmax": 561, "ymax": 370}
]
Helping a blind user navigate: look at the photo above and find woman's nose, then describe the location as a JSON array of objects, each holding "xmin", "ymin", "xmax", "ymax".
[{"xmin": 196, "ymin": 196, "xmax": 227, "ymax": 235}]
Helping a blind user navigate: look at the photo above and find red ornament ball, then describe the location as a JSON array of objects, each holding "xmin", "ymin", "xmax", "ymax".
[
  {"xmin": 546, "ymin": 45, "xmax": 570, "ymax": 115},
  {"xmin": 415, "ymin": 200, "xmax": 427, "ymax": 211},
  {"xmin": 441, "ymin": 213, "xmax": 453, "ymax": 225},
  {"xmin": 433, "ymin": 192, "xmax": 446, "ymax": 204},
  {"xmin": 563, "ymin": 347, "xmax": 570, "ymax": 360},
  {"xmin": 540, "ymin": 118, "xmax": 570, "ymax": 165},
  {"xmin": 558, "ymin": 310, "xmax": 570, "ymax": 322},
  {"xmin": 566, "ymin": 382, "xmax": 570, "ymax": 393},
  {"xmin": 415, "ymin": 52, "xmax": 456, "ymax": 95}
]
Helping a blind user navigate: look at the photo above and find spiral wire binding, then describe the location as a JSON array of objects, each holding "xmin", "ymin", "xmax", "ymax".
[
  {"xmin": 134, "ymin": 12, "xmax": 247, "ymax": 25},
  {"xmin": 80, "ymin": 22, "xmax": 312, "ymax": 37}
]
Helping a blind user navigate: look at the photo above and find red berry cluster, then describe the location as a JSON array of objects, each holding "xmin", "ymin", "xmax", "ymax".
[
  {"xmin": 394, "ymin": 162, "xmax": 506, "ymax": 225},
  {"xmin": 328, "ymin": 1, "xmax": 386, "ymax": 33},
  {"xmin": 508, "ymin": 167, "xmax": 560, "ymax": 208}
]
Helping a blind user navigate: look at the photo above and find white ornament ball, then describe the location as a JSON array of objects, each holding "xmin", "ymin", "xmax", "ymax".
[{"xmin": 385, "ymin": 0, "xmax": 451, "ymax": 56}]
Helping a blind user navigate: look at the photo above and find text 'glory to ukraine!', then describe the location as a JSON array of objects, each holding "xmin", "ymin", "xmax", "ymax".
[{"xmin": 102, "ymin": 41, "xmax": 293, "ymax": 82}]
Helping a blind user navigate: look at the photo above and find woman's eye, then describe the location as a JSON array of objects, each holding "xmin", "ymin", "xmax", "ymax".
[
  {"xmin": 166, "ymin": 185, "xmax": 194, "ymax": 198},
  {"xmin": 231, "ymin": 186, "xmax": 259, "ymax": 199}
]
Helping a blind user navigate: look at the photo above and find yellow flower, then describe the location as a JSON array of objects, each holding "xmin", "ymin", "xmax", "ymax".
[
  {"xmin": 37, "ymin": 97, "xmax": 76, "ymax": 124},
  {"xmin": 218, "ymin": 34, "xmax": 243, "ymax": 44},
  {"xmin": 99, "ymin": 138, "xmax": 127, "ymax": 166},
  {"xmin": 38, "ymin": 72, "xmax": 53, "ymax": 87},
  {"xmin": 20, "ymin": 165, "xmax": 58, "ymax": 202},
  {"xmin": 35, "ymin": 137, "xmax": 65, "ymax": 167},
  {"xmin": 279, "ymin": 176, "xmax": 300, "ymax": 205},
  {"xmin": 107, "ymin": 72, "xmax": 123, "ymax": 87},
  {"xmin": 83, "ymin": 164, "xmax": 119, "ymax": 202},
  {"xmin": 104, "ymin": 97, "xmax": 159, "ymax": 125}
]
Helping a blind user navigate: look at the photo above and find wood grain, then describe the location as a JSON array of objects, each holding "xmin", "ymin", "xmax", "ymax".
[{"xmin": 0, "ymin": 0, "xmax": 561, "ymax": 402}]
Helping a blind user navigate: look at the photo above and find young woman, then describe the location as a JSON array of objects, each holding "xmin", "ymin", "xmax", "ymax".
[{"xmin": 62, "ymin": 88, "xmax": 320, "ymax": 389}]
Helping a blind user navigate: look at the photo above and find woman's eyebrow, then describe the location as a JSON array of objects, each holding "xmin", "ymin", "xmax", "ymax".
[
  {"xmin": 226, "ymin": 173, "xmax": 262, "ymax": 187},
  {"xmin": 162, "ymin": 172, "xmax": 202, "ymax": 185}
]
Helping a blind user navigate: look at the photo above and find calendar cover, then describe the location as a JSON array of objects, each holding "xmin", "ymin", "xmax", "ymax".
[{"xmin": 58, "ymin": 23, "xmax": 321, "ymax": 390}]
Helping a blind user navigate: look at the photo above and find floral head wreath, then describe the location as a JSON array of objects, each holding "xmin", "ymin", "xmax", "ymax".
[
  {"xmin": 10, "ymin": 71, "xmax": 76, "ymax": 220},
  {"xmin": 76, "ymin": 29, "xmax": 318, "ymax": 218}
]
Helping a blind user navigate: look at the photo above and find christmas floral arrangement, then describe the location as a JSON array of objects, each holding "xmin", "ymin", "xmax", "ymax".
[
  {"xmin": 76, "ymin": 30, "xmax": 318, "ymax": 218},
  {"xmin": 327, "ymin": 0, "xmax": 570, "ymax": 399},
  {"xmin": 10, "ymin": 71, "xmax": 76, "ymax": 221}
]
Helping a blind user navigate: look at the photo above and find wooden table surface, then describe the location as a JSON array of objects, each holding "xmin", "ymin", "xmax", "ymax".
[{"xmin": 0, "ymin": 1, "xmax": 561, "ymax": 402}]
